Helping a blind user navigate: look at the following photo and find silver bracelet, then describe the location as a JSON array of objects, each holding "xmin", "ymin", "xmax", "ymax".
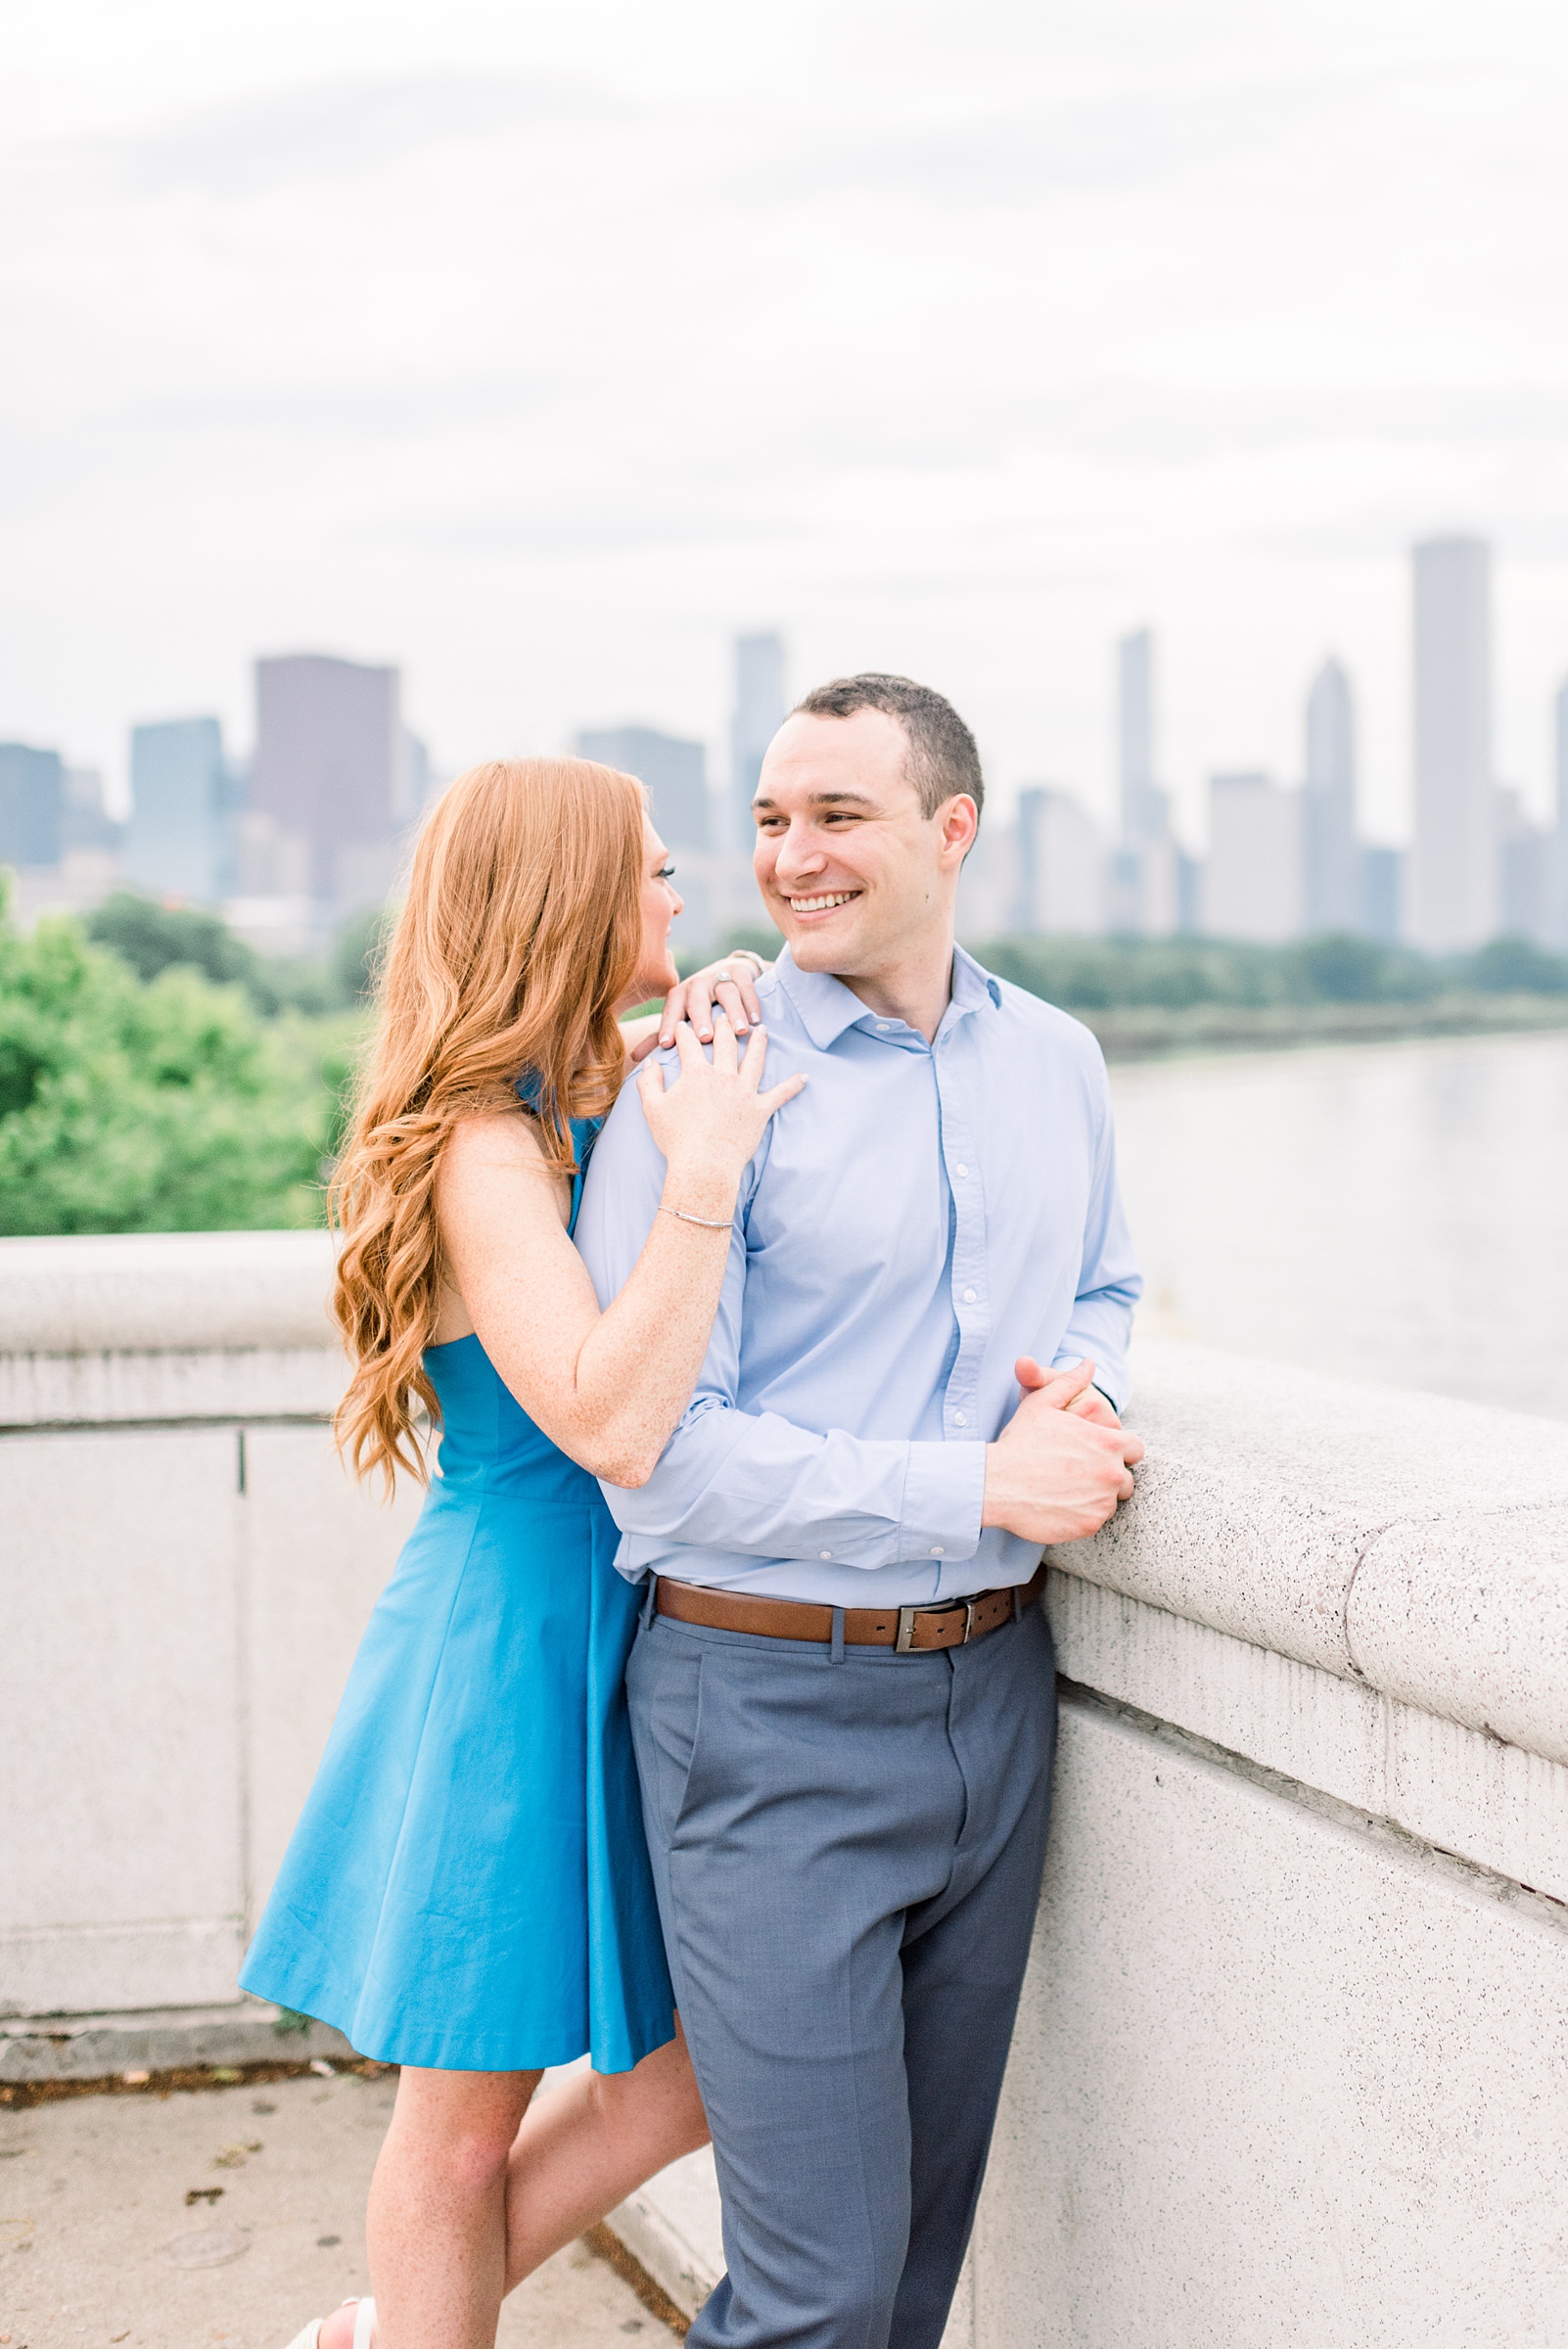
[{"xmin": 661, "ymin": 1204, "xmax": 734, "ymax": 1230}]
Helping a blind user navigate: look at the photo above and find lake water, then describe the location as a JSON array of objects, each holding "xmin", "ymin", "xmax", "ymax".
[{"xmin": 1108, "ymin": 1030, "xmax": 1568, "ymax": 1423}]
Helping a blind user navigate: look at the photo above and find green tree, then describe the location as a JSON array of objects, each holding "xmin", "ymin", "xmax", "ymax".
[
  {"xmin": 1462, "ymin": 936, "xmax": 1568, "ymax": 995},
  {"xmin": 88, "ymin": 891, "xmax": 271, "ymax": 995},
  {"xmin": 0, "ymin": 907, "xmax": 333, "ymax": 1234},
  {"xmin": 88, "ymin": 890, "xmax": 353, "ymax": 1017}
]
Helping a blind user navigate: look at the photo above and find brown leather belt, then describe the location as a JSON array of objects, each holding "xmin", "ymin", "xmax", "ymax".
[{"xmin": 655, "ymin": 1563, "xmax": 1045, "ymax": 1654}]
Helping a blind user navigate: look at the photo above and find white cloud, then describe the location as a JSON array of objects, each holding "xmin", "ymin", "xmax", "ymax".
[{"xmin": 1, "ymin": 0, "xmax": 1566, "ymax": 839}]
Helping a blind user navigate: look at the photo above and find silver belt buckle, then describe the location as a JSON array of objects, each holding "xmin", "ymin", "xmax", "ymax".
[{"xmin": 895, "ymin": 1599, "xmax": 974, "ymax": 1654}]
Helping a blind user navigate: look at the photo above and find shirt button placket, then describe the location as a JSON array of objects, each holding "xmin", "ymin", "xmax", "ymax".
[{"xmin": 940, "ymin": 1063, "xmax": 986, "ymax": 1439}]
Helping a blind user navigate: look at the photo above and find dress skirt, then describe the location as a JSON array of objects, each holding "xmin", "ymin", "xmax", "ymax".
[{"xmin": 241, "ymin": 1334, "xmax": 674, "ymax": 2075}]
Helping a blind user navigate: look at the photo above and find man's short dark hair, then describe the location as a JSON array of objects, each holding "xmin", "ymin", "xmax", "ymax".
[{"xmin": 792, "ymin": 673, "xmax": 984, "ymax": 823}]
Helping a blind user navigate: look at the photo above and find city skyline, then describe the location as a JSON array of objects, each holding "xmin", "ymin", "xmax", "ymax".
[
  {"xmin": 12, "ymin": 551, "xmax": 1568, "ymax": 865},
  {"xmin": 5, "ymin": 541, "xmax": 1566, "ymax": 955}
]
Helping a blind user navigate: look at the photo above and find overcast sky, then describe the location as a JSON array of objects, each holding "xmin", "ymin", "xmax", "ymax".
[{"xmin": 4, "ymin": 0, "xmax": 1568, "ymax": 843}]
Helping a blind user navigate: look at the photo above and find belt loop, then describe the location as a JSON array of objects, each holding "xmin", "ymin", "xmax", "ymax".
[
  {"xmin": 639, "ymin": 1575, "xmax": 660, "ymax": 1631},
  {"xmin": 1012, "ymin": 1584, "xmax": 1023, "ymax": 1623},
  {"xmin": 830, "ymin": 1606, "xmax": 846, "ymax": 1664}
]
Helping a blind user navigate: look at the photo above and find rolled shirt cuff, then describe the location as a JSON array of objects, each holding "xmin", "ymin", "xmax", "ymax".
[{"xmin": 897, "ymin": 1437, "xmax": 988, "ymax": 1568}]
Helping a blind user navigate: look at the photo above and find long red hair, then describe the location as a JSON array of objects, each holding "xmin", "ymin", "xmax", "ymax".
[{"xmin": 330, "ymin": 756, "xmax": 645, "ymax": 1491}]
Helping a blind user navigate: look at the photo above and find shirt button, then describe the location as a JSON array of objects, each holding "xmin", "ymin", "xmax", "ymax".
[
  {"xmin": 876, "ymin": 1019, "xmax": 892, "ymax": 1030},
  {"xmin": 954, "ymin": 1411, "xmax": 967, "ymax": 1426},
  {"xmin": 930, "ymin": 1545, "xmax": 945, "ymax": 1556},
  {"xmin": 963, "ymin": 1288, "xmax": 977, "ymax": 1303},
  {"xmin": 819, "ymin": 1549, "xmax": 832, "ymax": 1560},
  {"xmin": 955, "ymin": 1163, "xmax": 968, "ymax": 1176}
]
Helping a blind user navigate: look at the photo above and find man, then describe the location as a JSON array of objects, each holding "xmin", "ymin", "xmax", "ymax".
[{"xmin": 576, "ymin": 673, "xmax": 1143, "ymax": 2349}]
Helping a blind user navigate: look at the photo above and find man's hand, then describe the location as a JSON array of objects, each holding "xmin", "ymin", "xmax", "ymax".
[
  {"xmin": 1015, "ymin": 1354, "xmax": 1123, "ymax": 1427},
  {"xmin": 980, "ymin": 1356, "xmax": 1144, "ymax": 1546}
]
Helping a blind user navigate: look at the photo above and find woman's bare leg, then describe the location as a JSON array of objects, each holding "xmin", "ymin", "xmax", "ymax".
[
  {"xmin": 502, "ymin": 2018, "xmax": 710, "ymax": 2289},
  {"xmin": 319, "ymin": 2066, "xmax": 541, "ymax": 2349},
  {"xmin": 313, "ymin": 2023, "xmax": 708, "ymax": 2347}
]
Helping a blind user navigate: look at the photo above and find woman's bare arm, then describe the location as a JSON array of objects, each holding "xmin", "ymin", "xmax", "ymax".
[{"xmin": 435, "ymin": 1022, "xmax": 800, "ymax": 1487}]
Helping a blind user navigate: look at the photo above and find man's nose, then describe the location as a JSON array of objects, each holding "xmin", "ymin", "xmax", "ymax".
[{"xmin": 774, "ymin": 827, "xmax": 827, "ymax": 883}]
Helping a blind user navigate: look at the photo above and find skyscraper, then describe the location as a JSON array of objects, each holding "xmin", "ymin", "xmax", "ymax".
[
  {"xmin": 1015, "ymin": 788, "xmax": 1105, "ymax": 935},
  {"xmin": 576, "ymin": 725, "xmax": 711, "ymax": 852},
  {"xmin": 1118, "ymin": 629, "xmax": 1169, "ymax": 844},
  {"xmin": 1494, "ymin": 787, "xmax": 1553, "ymax": 943},
  {"xmin": 252, "ymin": 654, "xmax": 402, "ymax": 905},
  {"xmin": 1302, "ymin": 659, "xmax": 1360, "ymax": 932},
  {"xmin": 1204, "ymin": 772, "xmax": 1304, "ymax": 943},
  {"xmin": 125, "ymin": 717, "xmax": 229, "ymax": 901},
  {"xmin": 730, "ymin": 632, "xmax": 787, "ymax": 850},
  {"xmin": 1550, "ymin": 678, "xmax": 1568, "ymax": 948},
  {"xmin": 1408, "ymin": 537, "xmax": 1496, "ymax": 951},
  {"xmin": 0, "ymin": 744, "xmax": 64, "ymax": 869},
  {"xmin": 1112, "ymin": 628, "xmax": 1178, "ymax": 936},
  {"xmin": 1359, "ymin": 846, "xmax": 1405, "ymax": 944}
]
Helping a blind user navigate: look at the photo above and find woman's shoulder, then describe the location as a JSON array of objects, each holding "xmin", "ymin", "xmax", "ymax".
[
  {"xmin": 441, "ymin": 1105, "xmax": 548, "ymax": 1175},
  {"xmin": 437, "ymin": 1110, "xmax": 565, "ymax": 1240}
]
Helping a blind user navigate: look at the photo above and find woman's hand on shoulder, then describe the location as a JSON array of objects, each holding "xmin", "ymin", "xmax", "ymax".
[
  {"xmin": 628, "ymin": 950, "xmax": 772, "ymax": 1059},
  {"xmin": 636, "ymin": 1019, "xmax": 805, "ymax": 1211}
]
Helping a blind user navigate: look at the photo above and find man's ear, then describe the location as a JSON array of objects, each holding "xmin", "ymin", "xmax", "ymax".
[{"xmin": 939, "ymin": 794, "xmax": 980, "ymax": 863}]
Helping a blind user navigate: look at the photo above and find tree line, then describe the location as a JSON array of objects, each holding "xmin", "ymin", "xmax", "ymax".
[{"xmin": 3, "ymin": 893, "xmax": 1566, "ymax": 1236}]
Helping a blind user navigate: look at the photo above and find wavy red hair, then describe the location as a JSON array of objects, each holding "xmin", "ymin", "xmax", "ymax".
[{"xmin": 330, "ymin": 756, "xmax": 645, "ymax": 1491}]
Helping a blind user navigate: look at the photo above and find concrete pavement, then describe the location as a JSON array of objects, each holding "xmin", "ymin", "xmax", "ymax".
[{"xmin": 0, "ymin": 2068, "xmax": 677, "ymax": 2349}]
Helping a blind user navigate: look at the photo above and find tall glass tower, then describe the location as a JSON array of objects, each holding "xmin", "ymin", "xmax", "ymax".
[
  {"xmin": 1302, "ymin": 659, "xmax": 1360, "ymax": 933},
  {"xmin": 1408, "ymin": 537, "xmax": 1496, "ymax": 951},
  {"xmin": 125, "ymin": 717, "xmax": 228, "ymax": 901},
  {"xmin": 729, "ymin": 632, "xmax": 787, "ymax": 852}
]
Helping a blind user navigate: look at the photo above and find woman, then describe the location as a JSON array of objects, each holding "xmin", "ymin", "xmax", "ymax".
[{"xmin": 243, "ymin": 756, "xmax": 796, "ymax": 2349}]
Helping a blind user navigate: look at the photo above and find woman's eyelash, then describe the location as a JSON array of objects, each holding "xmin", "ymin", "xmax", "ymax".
[{"xmin": 656, "ymin": 864, "xmax": 675, "ymax": 880}]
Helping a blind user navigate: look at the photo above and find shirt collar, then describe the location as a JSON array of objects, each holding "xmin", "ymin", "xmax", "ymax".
[{"xmin": 771, "ymin": 943, "xmax": 1001, "ymax": 1051}]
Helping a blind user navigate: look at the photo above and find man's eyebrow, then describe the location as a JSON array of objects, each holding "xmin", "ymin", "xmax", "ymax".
[{"xmin": 751, "ymin": 790, "xmax": 876, "ymax": 810}]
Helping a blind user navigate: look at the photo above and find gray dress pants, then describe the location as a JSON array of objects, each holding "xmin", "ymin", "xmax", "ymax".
[{"xmin": 625, "ymin": 1595, "xmax": 1057, "ymax": 2349}]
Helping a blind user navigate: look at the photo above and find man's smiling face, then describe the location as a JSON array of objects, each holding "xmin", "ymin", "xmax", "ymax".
[{"xmin": 751, "ymin": 707, "xmax": 975, "ymax": 981}]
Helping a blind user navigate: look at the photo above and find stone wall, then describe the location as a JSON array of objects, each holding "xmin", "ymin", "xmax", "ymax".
[
  {"xmin": 962, "ymin": 1344, "xmax": 1568, "ymax": 2349},
  {"xmin": 3, "ymin": 1235, "xmax": 1565, "ymax": 2340},
  {"xmin": 0, "ymin": 1233, "xmax": 421, "ymax": 2037}
]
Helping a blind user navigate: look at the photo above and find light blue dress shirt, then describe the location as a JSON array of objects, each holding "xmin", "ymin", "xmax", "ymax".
[{"xmin": 575, "ymin": 944, "xmax": 1142, "ymax": 1608}]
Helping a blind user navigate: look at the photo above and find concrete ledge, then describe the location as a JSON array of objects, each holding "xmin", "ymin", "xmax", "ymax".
[
  {"xmin": 1047, "ymin": 1569, "xmax": 1568, "ymax": 1903},
  {"xmin": 0, "ymin": 1345, "xmax": 346, "ymax": 1428},
  {"xmin": 0, "ymin": 2001, "xmax": 354, "ymax": 2084},
  {"xmin": 0, "ymin": 1231, "xmax": 338, "ymax": 1356},
  {"xmin": 1348, "ymin": 1503, "xmax": 1568, "ymax": 1766},
  {"xmin": 1053, "ymin": 1336, "xmax": 1568, "ymax": 1765},
  {"xmin": 1, "ymin": 1917, "xmax": 252, "ymax": 2020}
]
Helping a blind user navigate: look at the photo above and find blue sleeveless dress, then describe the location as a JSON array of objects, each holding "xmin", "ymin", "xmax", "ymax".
[{"xmin": 240, "ymin": 1116, "xmax": 674, "ymax": 2074}]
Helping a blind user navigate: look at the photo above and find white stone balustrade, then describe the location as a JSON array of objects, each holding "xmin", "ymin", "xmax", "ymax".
[{"xmin": 2, "ymin": 1233, "xmax": 1565, "ymax": 2344}]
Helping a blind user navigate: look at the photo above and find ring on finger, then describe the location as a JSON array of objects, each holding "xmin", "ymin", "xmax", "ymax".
[{"xmin": 715, "ymin": 967, "xmax": 733, "ymax": 983}]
